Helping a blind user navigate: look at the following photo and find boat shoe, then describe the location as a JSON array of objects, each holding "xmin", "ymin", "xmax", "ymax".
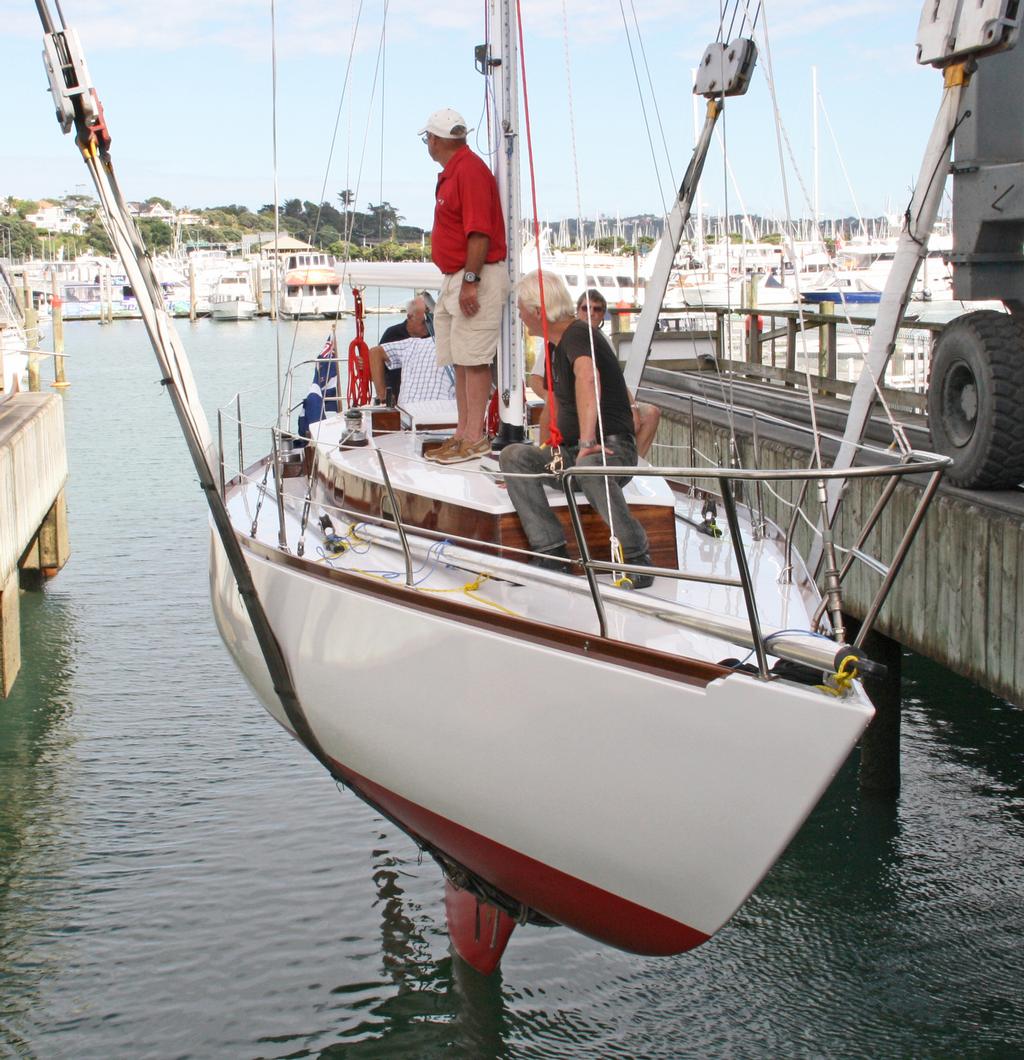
[
  {"xmin": 424, "ymin": 436, "xmax": 460, "ymax": 462},
  {"xmin": 435, "ymin": 437, "xmax": 491, "ymax": 464}
]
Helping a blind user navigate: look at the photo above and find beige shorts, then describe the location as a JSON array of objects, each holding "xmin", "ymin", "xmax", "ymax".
[{"xmin": 434, "ymin": 261, "xmax": 510, "ymax": 367}]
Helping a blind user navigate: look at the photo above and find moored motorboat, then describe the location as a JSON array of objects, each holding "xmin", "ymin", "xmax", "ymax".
[
  {"xmin": 208, "ymin": 268, "xmax": 258, "ymax": 321},
  {"xmin": 280, "ymin": 252, "xmax": 346, "ymax": 319},
  {"xmin": 801, "ymin": 274, "xmax": 883, "ymax": 305}
]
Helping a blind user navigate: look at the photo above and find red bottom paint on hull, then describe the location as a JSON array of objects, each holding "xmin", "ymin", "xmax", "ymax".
[
  {"xmin": 333, "ymin": 759, "xmax": 710, "ymax": 956},
  {"xmin": 444, "ymin": 880, "xmax": 517, "ymax": 974}
]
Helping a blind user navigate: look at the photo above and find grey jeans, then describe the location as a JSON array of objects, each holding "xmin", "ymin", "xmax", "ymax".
[{"xmin": 498, "ymin": 435, "xmax": 649, "ymax": 558}]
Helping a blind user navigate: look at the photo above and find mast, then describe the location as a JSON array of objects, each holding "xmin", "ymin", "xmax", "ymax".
[{"xmin": 482, "ymin": 0, "xmax": 524, "ymax": 442}]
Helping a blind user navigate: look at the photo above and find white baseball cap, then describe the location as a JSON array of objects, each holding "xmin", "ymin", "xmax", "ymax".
[{"xmin": 418, "ymin": 108, "xmax": 473, "ymax": 139}]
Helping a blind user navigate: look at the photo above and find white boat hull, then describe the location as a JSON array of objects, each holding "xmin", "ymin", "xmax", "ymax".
[
  {"xmin": 209, "ymin": 522, "xmax": 872, "ymax": 953},
  {"xmin": 210, "ymin": 298, "xmax": 257, "ymax": 321}
]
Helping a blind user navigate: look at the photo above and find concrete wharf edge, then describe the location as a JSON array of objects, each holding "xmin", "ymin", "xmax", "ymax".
[
  {"xmin": 0, "ymin": 393, "xmax": 70, "ymax": 696},
  {"xmin": 641, "ymin": 381, "xmax": 1024, "ymax": 707}
]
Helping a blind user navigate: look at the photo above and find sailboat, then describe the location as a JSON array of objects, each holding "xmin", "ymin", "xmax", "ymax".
[{"xmin": 36, "ymin": 1, "xmax": 953, "ymax": 974}]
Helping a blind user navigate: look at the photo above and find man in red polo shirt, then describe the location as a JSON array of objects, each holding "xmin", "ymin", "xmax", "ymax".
[{"xmin": 418, "ymin": 107, "xmax": 509, "ymax": 464}]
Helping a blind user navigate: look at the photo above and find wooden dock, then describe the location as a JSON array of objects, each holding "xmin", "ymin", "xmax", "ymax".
[
  {"xmin": 641, "ymin": 370, "xmax": 1024, "ymax": 707},
  {"xmin": 0, "ymin": 392, "xmax": 70, "ymax": 696}
]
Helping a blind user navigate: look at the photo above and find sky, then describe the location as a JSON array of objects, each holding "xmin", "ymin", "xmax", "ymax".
[{"xmin": 1, "ymin": 1, "xmax": 946, "ymax": 232}]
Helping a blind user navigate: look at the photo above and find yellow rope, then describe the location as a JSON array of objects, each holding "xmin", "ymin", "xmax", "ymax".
[
  {"xmin": 609, "ymin": 538, "xmax": 633, "ymax": 589},
  {"xmin": 315, "ymin": 522, "xmax": 525, "ymax": 616},
  {"xmin": 418, "ymin": 572, "xmax": 524, "ymax": 617},
  {"xmin": 816, "ymin": 653, "xmax": 860, "ymax": 697}
]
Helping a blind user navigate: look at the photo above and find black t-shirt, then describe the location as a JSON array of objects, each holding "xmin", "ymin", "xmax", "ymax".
[
  {"xmin": 549, "ymin": 320, "xmax": 634, "ymax": 445},
  {"xmin": 380, "ymin": 321, "xmax": 409, "ymax": 344},
  {"xmin": 378, "ymin": 321, "xmax": 409, "ymax": 397}
]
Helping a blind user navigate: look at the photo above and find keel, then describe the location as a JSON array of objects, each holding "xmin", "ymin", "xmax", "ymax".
[{"xmin": 444, "ymin": 880, "xmax": 516, "ymax": 975}]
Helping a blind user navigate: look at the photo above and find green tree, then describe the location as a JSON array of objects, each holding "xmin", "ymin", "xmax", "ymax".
[
  {"xmin": 11, "ymin": 199, "xmax": 38, "ymax": 219},
  {"xmin": 146, "ymin": 195, "xmax": 173, "ymax": 210},
  {"xmin": 0, "ymin": 218, "xmax": 40, "ymax": 258},
  {"xmin": 367, "ymin": 201, "xmax": 402, "ymax": 240},
  {"xmin": 83, "ymin": 221, "xmax": 113, "ymax": 254},
  {"xmin": 137, "ymin": 218, "xmax": 173, "ymax": 250}
]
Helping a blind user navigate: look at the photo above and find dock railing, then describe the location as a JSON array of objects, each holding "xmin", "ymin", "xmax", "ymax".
[{"xmin": 610, "ymin": 303, "xmax": 946, "ymax": 416}]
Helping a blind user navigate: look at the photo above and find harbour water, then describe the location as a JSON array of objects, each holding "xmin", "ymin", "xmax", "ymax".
[{"xmin": 1, "ymin": 318, "xmax": 1023, "ymax": 1058}]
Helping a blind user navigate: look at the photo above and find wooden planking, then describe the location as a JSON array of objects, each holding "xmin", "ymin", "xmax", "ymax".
[
  {"xmin": 326, "ymin": 469, "xmax": 679, "ymax": 571},
  {"xmin": 653, "ymin": 405, "xmax": 1024, "ymax": 706}
]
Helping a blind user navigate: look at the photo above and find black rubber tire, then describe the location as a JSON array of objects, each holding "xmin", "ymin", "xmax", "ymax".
[{"xmin": 927, "ymin": 310, "xmax": 1024, "ymax": 490}]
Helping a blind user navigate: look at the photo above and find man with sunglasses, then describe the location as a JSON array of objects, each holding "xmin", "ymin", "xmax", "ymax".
[{"xmin": 574, "ymin": 289, "xmax": 661, "ymax": 459}]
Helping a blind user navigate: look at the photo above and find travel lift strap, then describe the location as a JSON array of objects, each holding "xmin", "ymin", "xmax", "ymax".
[{"xmin": 36, "ymin": 0, "xmax": 335, "ymax": 774}]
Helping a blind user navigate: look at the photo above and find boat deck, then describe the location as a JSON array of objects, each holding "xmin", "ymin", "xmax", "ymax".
[{"xmin": 229, "ymin": 419, "xmax": 833, "ymax": 676}]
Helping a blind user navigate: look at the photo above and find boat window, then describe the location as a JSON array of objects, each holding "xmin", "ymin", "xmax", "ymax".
[
  {"xmin": 329, "ymin": 285, "xmax": 339, "ymax": 295},
  {"xmin": 616, "ymin": 276, "xmax": 633, "ymax": 287},
  {"xmin": 598, "ymin": 277, "xmax": 615, "ymax": 288},
  {"xmin": 563, "ymin": 274, "xmax": 578, "ymax": 286},
  {"xmin": 586, "ymin": 275, "xmax": 597, "ymax": 285}
]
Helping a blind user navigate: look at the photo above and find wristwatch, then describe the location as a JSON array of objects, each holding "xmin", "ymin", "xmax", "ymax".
[
  {"xmin": 578, "ymin": 438, "xmax": 597, "ymax": 448},
  {"xmin": 463, "ymin": 270, "xmax": 480, "ymax": 283}
]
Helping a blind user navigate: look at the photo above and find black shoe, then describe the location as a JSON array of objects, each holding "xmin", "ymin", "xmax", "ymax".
[
  {"xmin": 530, "ymin": 544, "xmax": 571, "ymax": 573},
  {"xmin": 622, "ymin": 551, "xmax": 654, "ymax": 590}
]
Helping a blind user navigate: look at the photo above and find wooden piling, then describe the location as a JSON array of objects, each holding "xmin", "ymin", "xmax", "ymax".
[
  {"xmin": 745, "ymin": 274, "xmax": 760, "ymax": 364},
  {"xmin": 22, "ymin": 275, "xmax": 40, "ymax": 392},
  {"xmin": 0, "ymin": 568, "xmax": 19, "ymax": 697},
  {"xmin": 51, "ymin": 272, "xmax": 69, "ymax": 389},
  {"xmin": 815, "ymin": 301, "xmax": 838, "ymax": 390},
  {"xmin": 19, "ymin": 490, "xmax": 70, "ymax": 582}
]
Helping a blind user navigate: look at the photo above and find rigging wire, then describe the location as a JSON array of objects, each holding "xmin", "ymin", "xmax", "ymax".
[
  {"xmin": 615, "ymin": 0, "xmax": 670, "ymax": 219},
  {"xmin": 270, "ymin": 0, "xmax": 282, "ymax": 427},
  {"xmin": 817, "ymin": 89, "xmax": 866, "ymax": 237},
  {"xmin": 273, "ymin": 0, "xmax": 373, "ymax": 422},
  {"xmin": 559, "ymin": 0, "xmax": 619, "ymax": 561},
  {"xmin": 515, "ymin": 0, "xmax": 561, "ymax": 447},
  {"xmin": 755, "ymin": 0, "xmax": 825, "ymax": 470},
  {"xmin": 625, "ymin": 0, "xmax": 677, "ymax": 198}
]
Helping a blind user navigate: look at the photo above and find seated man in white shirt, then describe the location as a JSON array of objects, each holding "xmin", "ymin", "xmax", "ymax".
[{"xmin": 369, "ymin": 336, "xmax": 456, "ymax": 404}]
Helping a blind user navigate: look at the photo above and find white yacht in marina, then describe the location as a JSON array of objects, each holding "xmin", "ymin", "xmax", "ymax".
[
  {"xmin": 280, "ymin": 252, "xmax": 346, "ymax": 319},
  {"xmin": 208, "ymin": 267, "xmax": 258, "ymax": 321}
]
